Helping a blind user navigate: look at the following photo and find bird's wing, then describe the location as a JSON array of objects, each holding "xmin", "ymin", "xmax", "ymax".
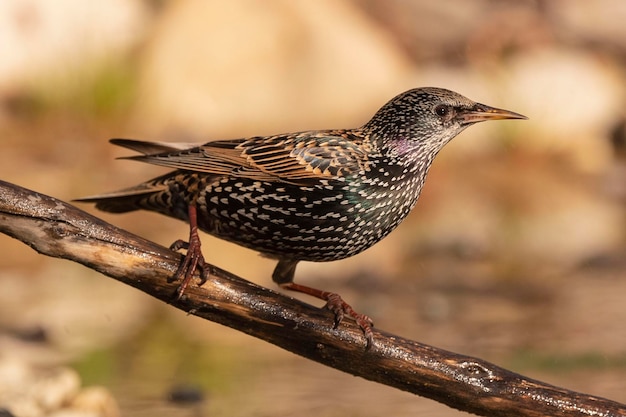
[{"xmin": 116, "ymin": 131, "xmax": 371, "ymax": 183}]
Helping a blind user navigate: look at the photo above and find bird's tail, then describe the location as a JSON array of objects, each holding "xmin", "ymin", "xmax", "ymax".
[
  {"xmin": 75, "ymin": 139, "xmax": 198, "ymax": 213},
  {"xmin": 75, "ymin": 172, "xmax": 173, "ymax": 213},
  {"xmin": 109, "ymin": 138, "xmax": 199, "ymax": 155},
  {"xmin": 75, "ymin": 185, "xmax": 164, "ymax": 213}
]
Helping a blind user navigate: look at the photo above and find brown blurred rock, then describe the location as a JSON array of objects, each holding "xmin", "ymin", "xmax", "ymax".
[
  {"xmin": 0, "ymin": 265, "xmax": 155, "ymax": 363},
  {"xmin": 0, "ymin": 357, "xmax": 119, "ymax": 417},
  {"xmin": 132, "ymin": 0, "xmax": 413, "ymax": 139},
  {"xmin": 502, "ymin": 47, "xmax": 624, "ymax": 171},
  {"xmin": 401, "ymin": 155, "xmax": 625, "ymax": 267},
  {"xmin": 0, "ymin": 0, "xmax": 150, "ymax": 121},
  {"xmin": 359, "ymin": 0, "xmax": 547, "ymax": 64},
  {"xmin": 64, "ymin": 387, "xmax": 120, "ymax": 417},
  {"xmin": 548, "ymin": 0, "xmax": 626, "ymax": 52}
]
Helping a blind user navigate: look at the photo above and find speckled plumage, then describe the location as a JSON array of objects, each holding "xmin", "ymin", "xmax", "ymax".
[{"xmin": 79, "ymin": 87, "xmax": 526, "ymax": 346}]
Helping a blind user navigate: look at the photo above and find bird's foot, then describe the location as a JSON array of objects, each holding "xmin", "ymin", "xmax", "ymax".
[
  {"xmin": 277, "ymin": 281, "xmax": 375, "ymax": 349},
  {"xmin": 324, "ymin": 293, "xmax": 374, "ymax": 349},
  {"xmin": 169, "ymin": 237, "xmax": 210, "ymax": 300},
  {"xmin": 169, "ymin": 205, "xmax": 210, "ymax": 300}
]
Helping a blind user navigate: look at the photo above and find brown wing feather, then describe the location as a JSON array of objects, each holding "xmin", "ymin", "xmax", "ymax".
[
  {"xmin": 233, "ymin": 131, "xmax": 373, "ymax": 180},
  {"xmin": 110, "ymin": 138, "xmax": 199, "ymax": 154},
  {"xmin": 119, "ymin": 130, "xmax": 371, "ymax": 183}
]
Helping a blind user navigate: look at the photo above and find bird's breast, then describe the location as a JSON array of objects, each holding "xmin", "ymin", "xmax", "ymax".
[{"xmin": 189, "ymin": 162, "xmax": 427, "ymax": 261}]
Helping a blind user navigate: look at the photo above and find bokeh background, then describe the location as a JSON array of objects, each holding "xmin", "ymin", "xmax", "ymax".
[{"xmin": 1, "ymin": 1, "xmax": 625, "ymax": 416}]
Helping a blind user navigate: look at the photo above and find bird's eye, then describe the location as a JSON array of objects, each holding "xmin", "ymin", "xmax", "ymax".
[{"xmin": 435, "ymin": 104, "xmax": 451, "ymax": 118}]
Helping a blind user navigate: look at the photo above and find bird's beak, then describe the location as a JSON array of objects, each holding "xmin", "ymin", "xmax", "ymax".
[{"xmin": 457, "ymin": 103, "xmax": 527, "ymax": 125}]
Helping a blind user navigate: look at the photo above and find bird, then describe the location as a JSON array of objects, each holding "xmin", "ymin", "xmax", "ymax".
[{"xmin": 78, "ymin": 87, "xmax": 526, "ymax": 347}]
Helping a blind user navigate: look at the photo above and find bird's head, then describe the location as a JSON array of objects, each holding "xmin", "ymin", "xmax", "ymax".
[{"xmin": 365, "ymin": 87, "xmax": 526, "ymax": 160}]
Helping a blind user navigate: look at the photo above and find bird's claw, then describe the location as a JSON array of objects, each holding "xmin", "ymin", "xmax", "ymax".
[
  {"xmin": 169, "ymin": 239, "xmax": 189, "ymax": 252},
  {"xmin": 169, "ymin": 238, "xmax": 210, "ymax": 300},
  {"xmin": 324, "ymin": 293, "xmax": 374, "ymax": 349}
]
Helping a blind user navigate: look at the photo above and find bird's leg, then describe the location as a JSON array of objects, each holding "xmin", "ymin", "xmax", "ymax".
[
  {"xmin": 169, "ymin": 205, "xmax": 210, "ymax": 300},
  {"xmin": 273, "ymin": 260, "xmax": 374, "ymax": 348}
]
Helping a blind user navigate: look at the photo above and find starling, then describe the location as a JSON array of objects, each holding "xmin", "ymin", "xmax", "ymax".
[{"xmin": 78, "ymin": 87, "xmax": 526, "ymax": 347}]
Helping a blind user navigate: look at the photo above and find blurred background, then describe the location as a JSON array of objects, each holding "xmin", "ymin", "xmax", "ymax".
[{"xmin": 1, "ymin": 0, "xmax": 625, "ymax": 416}]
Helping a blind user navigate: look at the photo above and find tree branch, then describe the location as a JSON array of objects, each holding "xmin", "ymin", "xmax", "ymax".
[{"xmin": 0, "ymin": 179, "xmax": 624, "ymax": 417}]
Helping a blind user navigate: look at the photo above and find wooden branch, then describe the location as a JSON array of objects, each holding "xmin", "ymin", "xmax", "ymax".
[{"xmin": 0, "ymin": 179, "xmax": 624, "ymax": 417}]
